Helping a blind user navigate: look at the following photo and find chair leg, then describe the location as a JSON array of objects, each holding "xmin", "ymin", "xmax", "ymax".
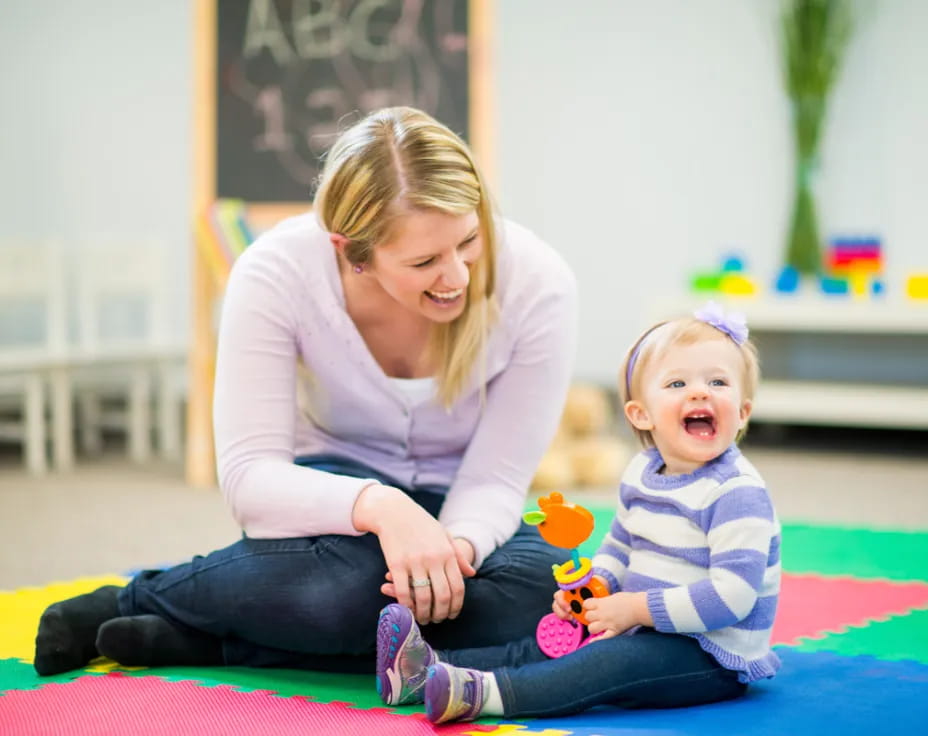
[
  {"xmin": 128, "ymin": 366, "xmax": 153, "ymax": 463},
  {"xmin": 23, "ymin": 373, "xmax": 48, "ymax": 475},
  {"xmin": 78, "ymin": 391, "xmax": 104, "ymax": 455},
  {"xmin": 49, "ymin": 366, "xmax": 74, "ymax": 471},
  {"xmin": 156, "ymin": 360, "xmax": 181, "ymax": 461}
]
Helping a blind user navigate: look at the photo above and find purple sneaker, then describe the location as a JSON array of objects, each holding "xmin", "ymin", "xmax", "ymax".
[
  {"xmin": 376, "ymin": 603, "xmax": 436, "ymax": 705},
  {"xmin": 424, "ymin": 662, "xmax": 487, "ymax": 724}
]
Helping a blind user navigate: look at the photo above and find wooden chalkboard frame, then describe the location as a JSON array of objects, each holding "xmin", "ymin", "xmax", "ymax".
[{"xmin": 187, "ymin": 0, "xmax": 493, "ymax": 486}]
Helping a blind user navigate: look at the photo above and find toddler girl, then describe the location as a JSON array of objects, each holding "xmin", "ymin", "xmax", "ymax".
[{"xmin": 374, "ymin": 302, "xmax": 781, "ymax": 723}]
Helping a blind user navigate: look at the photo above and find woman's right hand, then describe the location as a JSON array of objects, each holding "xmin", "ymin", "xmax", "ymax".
[{"xmin": 352, "ymin": 483, "xmax": 466, "ymax": 625}]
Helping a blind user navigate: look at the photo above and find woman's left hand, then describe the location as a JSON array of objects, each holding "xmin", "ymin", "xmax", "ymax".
[{"xmin": 381, "ymin": 535, "xmax": 476, "ymax": 622}]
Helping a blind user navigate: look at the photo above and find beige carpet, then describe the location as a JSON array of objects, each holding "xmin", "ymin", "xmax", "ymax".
[{"xmin": 1, "ymin": 430, "xmax": 926, "ymax": 589}]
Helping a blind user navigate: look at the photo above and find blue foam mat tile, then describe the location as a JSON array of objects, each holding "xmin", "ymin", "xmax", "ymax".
[{"xmin": 500, "ymin": 649, "xmax": 928, "ymax": 736}]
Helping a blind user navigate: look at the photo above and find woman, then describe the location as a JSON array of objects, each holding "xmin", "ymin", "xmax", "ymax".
[{"xmin": 35, "ymin": 106, "xmax": 578, "ymax": 676}]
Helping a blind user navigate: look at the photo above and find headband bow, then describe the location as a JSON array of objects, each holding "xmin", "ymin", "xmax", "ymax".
[
  {"xmin": 693, "ymin": 301, "xmax": 749, "ymax": 345},
  {"xmin": 624, "ymin": 301, "xmax": 749, "ymax": 397}
]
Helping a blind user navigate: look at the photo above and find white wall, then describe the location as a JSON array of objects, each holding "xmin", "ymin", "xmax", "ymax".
[
  {"xmin": 0, "ymin": 0, "xmax": 192, "ymax": 344},
  {"xmin": 494, "ymin": 0, "xmax": 928, "ymax": 383},
  {"xmin": 1, "ymin": 1, "xmax": 925, "ymax": 384}
]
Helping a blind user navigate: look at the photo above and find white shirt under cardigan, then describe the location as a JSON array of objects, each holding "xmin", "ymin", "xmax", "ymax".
[
  {"xmin": 213, "ymin": 212, "xmax": 578, "ymax": 567},
  {"xmin": 592, "ymin": 445, "xmax": 782, "ymax": 683}
]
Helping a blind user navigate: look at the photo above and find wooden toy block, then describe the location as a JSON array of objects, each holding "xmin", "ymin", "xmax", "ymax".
[
  {"xmin": 719, "ymin": 273, "xmax": 758, "ymax": 296},
  {"xmin": 906, "ymin": 274, "xmax": 928, "ymax": 300}
]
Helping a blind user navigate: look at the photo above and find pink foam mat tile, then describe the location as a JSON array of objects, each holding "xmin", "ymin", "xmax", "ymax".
[
  {"xmin": 773, "ymin": 572, "xmax": 928, "ymax": 645},
  {"xmin": 0, "ymin": 672, "xmax": 498, "ymax": 735}
]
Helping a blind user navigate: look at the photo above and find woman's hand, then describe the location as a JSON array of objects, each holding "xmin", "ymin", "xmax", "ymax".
[
  {"xmin": 450, "ymin": 537, "xmax": 477, "ymax": 577},
  {"xmin": 381, "ymin": 536, "xmax": 475, "ymax": 623},
  {"xmin": 582, "ymin": 591, "xmax": 653, "ymax": 641},
  {"xmin": 352, "ymin": 483, "xmax": 470, "ymax": 625}
]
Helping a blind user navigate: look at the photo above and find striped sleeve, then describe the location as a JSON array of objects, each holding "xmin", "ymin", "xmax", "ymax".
[{"xmin": 648, "ymin": 482, "xmax": 777, "ymax": 634}]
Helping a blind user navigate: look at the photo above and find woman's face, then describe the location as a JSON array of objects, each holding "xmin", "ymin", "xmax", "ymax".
[{"xmin": 369, "ymin": 209, "xmax": 482, "ymax": 323}]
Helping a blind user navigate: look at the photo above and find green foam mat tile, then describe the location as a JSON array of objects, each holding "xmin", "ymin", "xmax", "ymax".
[
  {"xmin": 0, "ymin": 658, "xmax": 77, "ymax": 694},
  {"xmin": 578, "ymin": 507, "xmax": 618, "ymax": 557},
  {"xmin": 778, "ymin": 524, "xmax": 928, "ymax": 581},
  {"xmin": 580, "ymin": 508, "xmax": 928, "ymax": 582},
  {"xmin": 792, "ymin": 607, "xmax": 928, "ymax": 664}
]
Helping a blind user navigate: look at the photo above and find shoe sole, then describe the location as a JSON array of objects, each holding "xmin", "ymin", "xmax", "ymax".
[
  {"xmin": 375, "ymin": 604, "xmax": 415, "ymax": 705},
  {"xmin": 424, "ymin": 663, "xmax": 454, "ymax": 722}
]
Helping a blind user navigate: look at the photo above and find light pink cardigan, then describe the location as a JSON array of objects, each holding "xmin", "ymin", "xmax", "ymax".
[{"xmin": 213, "ymin": 213, "xmax": 577, "ymax": 566}]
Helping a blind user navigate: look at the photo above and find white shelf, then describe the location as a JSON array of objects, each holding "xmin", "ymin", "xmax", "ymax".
[
  {"xmin": 662, "ymin": 296, "xmax": 928, "ymax": 431},
  {"xmin": 684, "ymin": 296, "xmax": 928, "ymax": 334},
  {"xmin": 754, "ymin": 381, "xmax": 928, "ymax": 430}
]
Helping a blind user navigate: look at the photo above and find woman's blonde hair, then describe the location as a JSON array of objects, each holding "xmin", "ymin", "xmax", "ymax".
[
  {"xmin": 619, "ymin": 317, "xmax": 760, "ymax": 447},
  {"xmin": 313, "ymin": 107, "xmax": 498, "ymax": 407}
]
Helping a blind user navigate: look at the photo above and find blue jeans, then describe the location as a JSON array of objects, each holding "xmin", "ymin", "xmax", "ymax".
[
  {"xmin": 442, "ymin": 628, "xmax": 747, "ymax": 717},
  {"xmin": 118, "ymin": 455, "xmax": 563, "ymax": 672}
]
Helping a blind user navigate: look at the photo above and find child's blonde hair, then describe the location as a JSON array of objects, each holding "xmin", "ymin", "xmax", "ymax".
[
  {"xmin": 313, "ymin": 106, "xmax": 498, "ymax": 408},
  {"xmin": 619, "ymin": 317, "xmax": 760, "ymax": 448}
]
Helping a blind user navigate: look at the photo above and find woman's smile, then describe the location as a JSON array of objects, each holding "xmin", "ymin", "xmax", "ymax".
[{"xmin": 425, "ymin": 287, "xmax": 465, "ymax": 306}]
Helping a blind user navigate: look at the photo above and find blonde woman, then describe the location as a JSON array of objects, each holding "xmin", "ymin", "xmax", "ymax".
[{"xmin": 35, "ymin": 107, "xmax": 577, "ymax": 676}]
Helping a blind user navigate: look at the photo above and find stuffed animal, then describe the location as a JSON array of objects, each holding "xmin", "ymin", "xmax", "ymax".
[{"xmin": 532, "ymin": 383, "xmax": 630, "ymax": 490}]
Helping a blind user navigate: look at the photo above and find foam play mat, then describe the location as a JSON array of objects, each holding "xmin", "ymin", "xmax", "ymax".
[{"xmin": 2, "ymin": 516, "xmax": 927, "ymax": 735}]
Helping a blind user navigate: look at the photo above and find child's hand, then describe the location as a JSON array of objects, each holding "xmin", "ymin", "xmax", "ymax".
[
  {"xmin": 583, "ymin": 591, "xmax": 653, "ymax": 640},
  {"xmin": 552, "ymin": 589, "xmax": 573, "ymax": 621}
]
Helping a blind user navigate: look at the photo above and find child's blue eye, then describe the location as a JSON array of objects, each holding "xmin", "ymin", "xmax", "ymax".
[
  {"xmin": 668, "ymin": 380, "xmax": 685, "ymax": 389},
  {"xmin": 710, "ymin": 379, "xmax": 728, "ymax": 387}
]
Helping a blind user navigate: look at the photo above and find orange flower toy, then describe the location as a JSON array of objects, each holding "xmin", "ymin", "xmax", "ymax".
[{"xmin": 524, "ymin": 492, "xmax": 608, "ymax": 657}]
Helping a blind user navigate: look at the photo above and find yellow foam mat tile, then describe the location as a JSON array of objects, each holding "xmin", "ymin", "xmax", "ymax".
[{"xmin": 0, "ymin": 576, "xmax": 128, "ymax": 662}]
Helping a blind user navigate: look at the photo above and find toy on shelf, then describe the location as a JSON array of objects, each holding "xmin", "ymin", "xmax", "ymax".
[
  {"xmin": 819, "ymin": 275, "xmax": 850, "ymax": 296},
  {"xmin": 523, "ymin": 492, "xmax": 608, "ymax": 658},
  {"xmin": 824, "ymin": 236, "xmax": 884, "ymax": 299},
  {"xmin": 906, "ymin": 274, "xmax": 928, "ymax": 301},
  {"xmin": 774, "ymin": 235, "xmax": 886, "ymax": 298},
  {"xmin": 799, "ymin": 236, "xmax": 884, "ymax": 299},
  {"xmin": 690, "ymin": 252, "xmax": 759, "ymax": 297},
  {"xmin": 827, "ymin": 237, "xmax": 882, "ymax": 274},
  {"xmin": 774, "ymin": 265, "xmax": 801, "ymax": 294}
]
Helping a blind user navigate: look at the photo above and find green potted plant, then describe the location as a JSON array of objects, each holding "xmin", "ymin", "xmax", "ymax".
[{"xmin": 780, "ymin": 0, "xmax": 853, "ymax": 275}]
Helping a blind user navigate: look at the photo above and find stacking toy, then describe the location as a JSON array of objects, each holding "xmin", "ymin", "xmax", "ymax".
[{"xmin": 523, "ymin": 492, "xmax": 608, "ymax": 658}]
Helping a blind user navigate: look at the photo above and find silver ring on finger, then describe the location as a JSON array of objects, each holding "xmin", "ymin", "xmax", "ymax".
[{"xmin": 410, "ymin": 577, "xmax": 431, "ymax": 588}]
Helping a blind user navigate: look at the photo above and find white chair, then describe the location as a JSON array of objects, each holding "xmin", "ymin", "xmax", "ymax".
[
  {"xmin": 70, "ymin": 237, "xmax": 186, "ymax": 463},
  {"xmin": 0, "ymin": 241, "xmax": 72, "ymax": 474}
]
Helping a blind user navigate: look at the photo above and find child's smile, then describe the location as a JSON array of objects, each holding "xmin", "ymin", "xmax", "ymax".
[
  {"xmin": 682, "ymin": 409, "xmax": 717, "ymax": 438},
  {"xmin": 626, "ymin": 337, "xmax": 751, "ymax": 474}
]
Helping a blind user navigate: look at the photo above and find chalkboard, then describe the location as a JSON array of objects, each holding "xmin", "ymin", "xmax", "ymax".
[{"xmin": 216, "ymin": 0, "xmax": 471, "ymax": 202}]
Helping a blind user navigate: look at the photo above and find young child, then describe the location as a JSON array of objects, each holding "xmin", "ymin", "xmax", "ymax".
[{"xmin": 374, "ymin": 302, "xmax": 781, "ymax": 723}]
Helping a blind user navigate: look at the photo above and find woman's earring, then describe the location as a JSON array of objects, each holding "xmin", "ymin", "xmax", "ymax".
[{"xmin": 353, "ymin": 264, "xmax": 363, "ymax": 274}]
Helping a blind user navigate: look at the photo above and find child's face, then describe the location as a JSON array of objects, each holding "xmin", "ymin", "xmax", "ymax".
[{"xmin": 624, "ymin": 337, "xmax": 752, "ymax": 475}]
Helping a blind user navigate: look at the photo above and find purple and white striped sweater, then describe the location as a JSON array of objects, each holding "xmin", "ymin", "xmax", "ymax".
[{"xmin": 592, "ymin": 445, "xmax": 781, "ymax": 683}]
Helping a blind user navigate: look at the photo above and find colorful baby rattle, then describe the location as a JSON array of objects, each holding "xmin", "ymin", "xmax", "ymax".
[{"xmin": 523, "ymin": 492, "xmax": 608, "ymax": 658}]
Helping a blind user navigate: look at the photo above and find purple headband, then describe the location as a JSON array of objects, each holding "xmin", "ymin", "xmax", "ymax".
[{"xmin": 624, "ymin": 301, "xmax": 749, "ymax": 396}]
